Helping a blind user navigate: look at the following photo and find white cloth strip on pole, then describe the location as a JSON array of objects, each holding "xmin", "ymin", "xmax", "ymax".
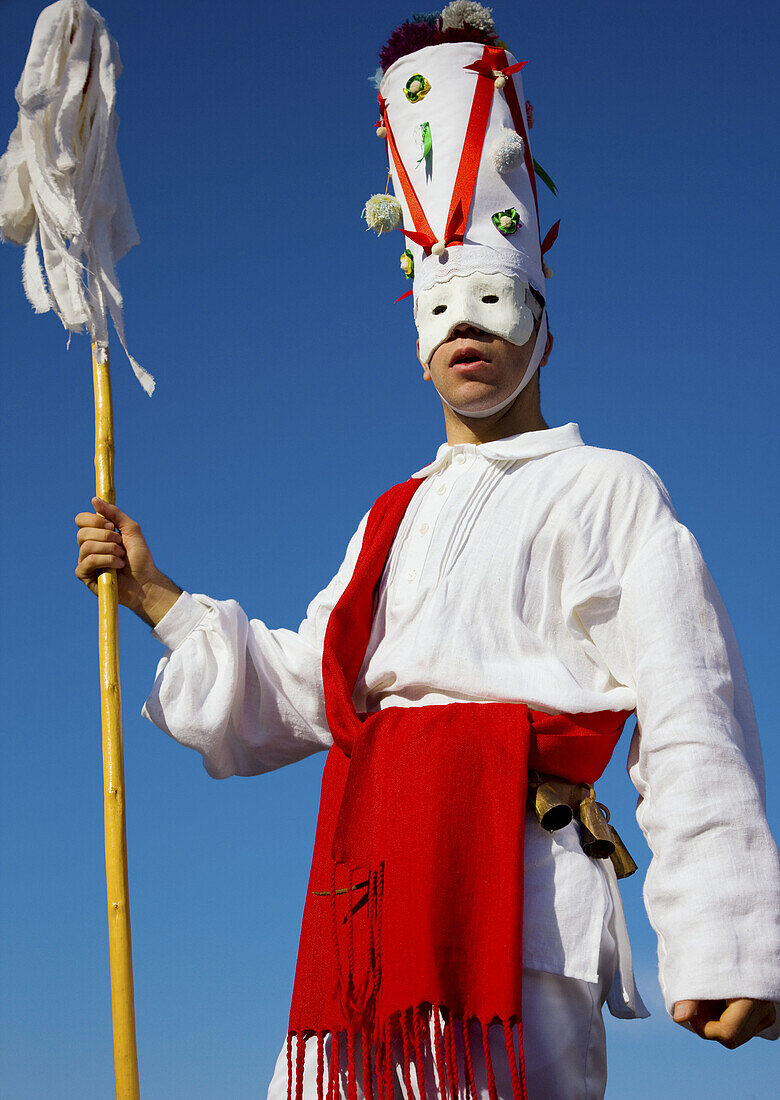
[{"xmin": 0, "ymin": 0, "xmax": 153, "ymax": 394}]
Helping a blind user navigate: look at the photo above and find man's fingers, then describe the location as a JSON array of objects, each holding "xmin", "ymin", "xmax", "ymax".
[
  {"xmin": 700, "ymin": 999, "xmax": 744, "ymax": 1045},
  {"xmin": 75, "ymin": 510, "xmax": 114, "ymax": 531},
  {"xmin": 76, "ymin": 527, "xmax": 124, "ymax": 548},
  {"xmin": 79, "ymin": 538, "xmax": 125, "ymax": 559},
  {"xmin": 672, "ymin": 1000, "xmax": 698, "ymax": 1024},
  {"xmin": 75, "ymin": 551, "xmax": 126, "ymax": 577},
  {"xmin": 93, "ymin": 497, "xmax": 136, "ymax": 531},
  {"xmin": 689, "ymin": 999, "xmax": 776, "ymax": 1049}
]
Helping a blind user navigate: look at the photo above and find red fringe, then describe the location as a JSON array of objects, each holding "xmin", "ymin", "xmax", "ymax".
[
  {"xmin": 362, "ymin": 1026, "xmax": 374, "ymax": 1100},
  {"xmin": 295, "ymin": 1029, "xmax": 306, "ymax": 1100},
  {"xmin": 463, "ymin": 1020, "xmax": 477, "ymax": 1100},
  {"xmin": 502, "ymin": 1018, "xmax": 522, "ymax": 1100},
  {"xmin": 330, "ymin": 1033, "xmax": 340, "ymax": 1100},
  {"xmin": 444, "ymin": 1015, "xmax": 460, "ymax": 1100},
  {"xmin": 346, "ymin": 1030, "xmax": 357, "ymax": 1100},
  {"xmin": 482, "ymin": 1021, "xmax": 499, "ymax": 1100},
  {"xmin": 401, "ymin": 1009, "xmax": 414, "ymax": 1100},
  {"xmin": 290, "ymin": 1010, "xmax": 528, "ymax": 1100},
  {"xmin": 412, "ymin": 1006, "xmax": 429, "ymax": 1100},
  {"xmin": 287, "ymin": 1033, "xmax": 293, "ymax": 1100},
  {"xmin": 316, "ymin": 1033, "xmax": 325, "ymax": 1100},
  {"xmin": 516, "ymin": 1020, "xmax": 528, "ymax": 1100},
  {"xmin": 432, "ymin": 1008, "xmax": 448, "ymax": 1100}
]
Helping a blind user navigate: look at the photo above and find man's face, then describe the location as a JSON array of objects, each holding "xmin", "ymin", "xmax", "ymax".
[{"xmin": 421, "ymin": 318, "xmax": 541, "ymax": 417}]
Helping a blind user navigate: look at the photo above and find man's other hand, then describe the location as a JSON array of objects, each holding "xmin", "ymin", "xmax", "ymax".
[
  {"xmin": 673, "ymin": 998, "xmax": 776, "ymax": 1048},
  {"xmin": 75, "ymin": 498, "xmax": 181, "ymax": 627}
]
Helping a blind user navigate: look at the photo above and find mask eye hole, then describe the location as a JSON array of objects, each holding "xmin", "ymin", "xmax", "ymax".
[
  {"xmin": 432, "ymin": 304, "xmax": 447, "ymax": 315},
  {"xmin": 482, "ymin": 295, "xmax": 499, "ymax": 304}
]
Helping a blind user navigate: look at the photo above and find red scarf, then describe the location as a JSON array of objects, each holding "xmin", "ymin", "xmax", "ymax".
[{"xmin": 288, "ymin": 478, "xmax": 630, "ymax": 1100}]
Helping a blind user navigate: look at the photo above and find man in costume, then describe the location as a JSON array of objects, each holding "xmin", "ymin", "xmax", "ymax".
[{"xmin": 75, "ymin": 6, "xmax": 780, "ymax": 1098}]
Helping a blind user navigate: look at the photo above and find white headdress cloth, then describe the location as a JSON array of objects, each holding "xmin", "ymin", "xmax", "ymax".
[{"xmin": 379, "ymin": 42, "xmax": 546, "ymax": 415}]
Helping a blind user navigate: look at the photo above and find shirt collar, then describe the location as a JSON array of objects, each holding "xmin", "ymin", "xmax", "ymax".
[{"xmin": 412, "ymin": 423, "xmax": 584, "ymax": 479}]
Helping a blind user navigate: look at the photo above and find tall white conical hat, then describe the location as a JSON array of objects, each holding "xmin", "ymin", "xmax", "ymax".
[{"xmin": 366, "ymin": 7, "xmax": 558, "ymax": 414}]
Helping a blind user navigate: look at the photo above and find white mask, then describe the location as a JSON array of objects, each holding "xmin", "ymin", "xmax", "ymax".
[{"xmin": 415, "ymin": 271, "xmax": 535, "ymax": 365}]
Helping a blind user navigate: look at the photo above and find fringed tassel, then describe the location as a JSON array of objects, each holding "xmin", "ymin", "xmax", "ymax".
[
  {"xmin": 400, "ymin": 1009, "xmax": 415, "ymax": 1100},
  {"xmin": 412, "ymin": 1006, "xmax": 429, "ymax": 1100},
  {"xmin": 346, "ymin": 1031, "xmax": 357, "ymax": 1100},
  {"xmin": 481, "ymin": 1022, "xmax": 499, "ymax": 1100},
  {"xmin": 290, "ymin": 1010, "xmax": 528, "ymax": 1100},
  {"xmin": 516, "ymin": 1020, "xmax": 528, "ymax": 1100},
  {"xmin": 502, "ymin": 1018, "xmax": 527, "ymax": 1100},
  {"xmin": 444, "ymin": 1015, "xmax": 460, "ymax": 1100},
  {"xmin": 330, "ymin": 1033, "xmax": 341, "ymax": 1100},
  {"xmin": 432, "ymin": 1007, "xmax": 449, "ymax": 1100},
  {"xmin": 463, "ymin": 1020, "xmax": 478, "ymax": 1100},
  {"xmin": 317, "ymin": 1033, "xmax": 325, "ymax": 1100},
  {"xmin": 287, "ymin": 1034, "xmax": 294, "ymax": 1100},
  {"xmin": 295, "ymin": 1030, "xmax": 307, "ymax": 1100},
  {"xmin": 362, "ymin": 1026, "xmax": 374, "ymax": 1100}
]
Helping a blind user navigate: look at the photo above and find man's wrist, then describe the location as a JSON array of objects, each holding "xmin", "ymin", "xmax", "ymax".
[{"xmin": 136, "ymin": 572, "xmax": 182, "ymax": 628}]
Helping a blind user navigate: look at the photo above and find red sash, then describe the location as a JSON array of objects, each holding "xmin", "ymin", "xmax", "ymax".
[{"xmin": 288, "ymin": 478, "xmax": 630, "ymax": 1100}]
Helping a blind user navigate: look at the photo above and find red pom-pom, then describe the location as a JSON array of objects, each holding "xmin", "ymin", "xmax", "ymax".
[{"xmin": 379, "ymin": 17, "xmax": 499, "ymax": 72}]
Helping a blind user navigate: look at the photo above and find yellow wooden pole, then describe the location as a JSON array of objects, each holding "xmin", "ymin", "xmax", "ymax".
[{"xmin": 92, "ymin": 340, "xmax": 141, "ymax": 1099}]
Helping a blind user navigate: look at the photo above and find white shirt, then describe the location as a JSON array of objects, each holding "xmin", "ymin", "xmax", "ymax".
[{"xmin": 143, "ymin": 423, "xmax": 780, "ymax": 1024}]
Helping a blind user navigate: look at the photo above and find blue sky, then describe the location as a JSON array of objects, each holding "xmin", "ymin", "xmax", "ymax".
[{"xmin": 0, "ymin": 0, "xmax": 778, "ymax": 1096}]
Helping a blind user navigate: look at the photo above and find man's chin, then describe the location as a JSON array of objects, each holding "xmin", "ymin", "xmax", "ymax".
[{"xmin": 442, "ymin": 386, "xmax": 507, "ymax": 417}]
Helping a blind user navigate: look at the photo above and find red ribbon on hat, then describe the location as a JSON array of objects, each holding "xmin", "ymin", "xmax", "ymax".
[
  {"xmin": 443, "ymin": 47, "xmax": 525, "ymax": 249},
  {"xmin": 462, "ymin": 57, "xmax": 529, "ymax": 79},
  {"xmin": 541, "ymin": 219, "xmax": 560, "ymax": 256},
  {"xmin": 379, "ymin": 94, "xmax": 437, "ymax": 253}
]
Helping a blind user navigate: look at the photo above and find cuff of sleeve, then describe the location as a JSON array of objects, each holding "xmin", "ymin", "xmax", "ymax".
[{"xmin": 151, "ymin": 591, "xmax": 210, "ymax": 650}]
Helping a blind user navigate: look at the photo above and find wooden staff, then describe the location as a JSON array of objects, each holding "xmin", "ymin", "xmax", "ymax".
[{"xmin": 92, "ymin": 340, "xmax": 141, "ymax": 1099}]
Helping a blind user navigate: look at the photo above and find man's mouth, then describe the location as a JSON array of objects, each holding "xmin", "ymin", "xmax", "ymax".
[{"xmin": 450, "ymin": 345, "xmax": 491, "ymax": 370}]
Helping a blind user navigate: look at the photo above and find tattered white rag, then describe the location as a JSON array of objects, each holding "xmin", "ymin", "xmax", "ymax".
[{"xmin": 0, "ymin": 0, "xmax": 154, "ymax": 394}]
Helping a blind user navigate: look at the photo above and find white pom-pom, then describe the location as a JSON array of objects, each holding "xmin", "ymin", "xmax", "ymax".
[
  {"xmin": 542, "ymin": 262, "xmax": 554, "ymax": 279},
  {"xmin": 441, "ymin": 1, "xmax": 497, "ymax": 35},
  {"xmin": 494, "ymin": 74, "xmax": 507, "ymax": 89},
  {"xmin": 376, "ymin": 126, "xmax": 387, "ymax": 138},
  {"xmin": 490, "ymin": 128, "xmax": 524, "ymax": 175},
  {"xmin": 431, "ymin": 241, "xmax": 446, "ymax": 256},
  {"xmin": 362, "ymin": 194, "xmax": 402, "ymax": 235}
]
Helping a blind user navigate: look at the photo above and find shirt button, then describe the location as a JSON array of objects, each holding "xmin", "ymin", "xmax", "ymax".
[
  {"xmin": 407, "ymin": 569, "xmax": 416, "ymax": 582},
  {"xmin": 455, "ymin": 453, "xmax": 467, "ymax": 465},
  {"xmin": 419, "ymin": 523, "xmax": 429, "ymax": 534},
  {"xmin": 437, "ymin": 483, "xmax": 447, "ymax": 495}
]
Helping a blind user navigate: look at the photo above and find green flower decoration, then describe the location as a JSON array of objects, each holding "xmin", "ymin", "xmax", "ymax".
[
  {"xmin": 404, "ymin": 74, "xmax": 431, "ymax": 103},
  {"xmin": 400, "ymin": 249, "xmax": 414, "ymax": 279},
  {"xmin": 492, "ymin": 207, "xmax": 521, "ymax": 235}
]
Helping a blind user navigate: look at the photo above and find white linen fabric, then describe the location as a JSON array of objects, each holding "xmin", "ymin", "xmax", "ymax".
[
  {"xmin": 0, "ymin": 0, "xmax": 152, "ymax": 393},
  {"xmin": 143, "ymin": 423, "xmax": 780, "ymax": 1036}
]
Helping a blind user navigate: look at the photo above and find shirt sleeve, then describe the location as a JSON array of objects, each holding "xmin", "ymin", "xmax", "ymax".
[
  {"xmin": 141, "ymin": 513, "xmax": 369, "ymax": 779},
  {"xmin": 576, "ymin": 455, "xmax": 780, "ymax": 1021}
]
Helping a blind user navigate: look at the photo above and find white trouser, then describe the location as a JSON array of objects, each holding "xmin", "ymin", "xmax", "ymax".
[{"xmin": 267, "ymin": 901, "xmax": 618, "ymax": 1100}]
